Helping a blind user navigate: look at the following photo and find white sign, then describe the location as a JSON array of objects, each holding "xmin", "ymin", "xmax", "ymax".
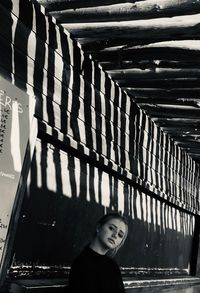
[{"xmin": 0, "ymin": 76, "xmax": 35, "ymax": 268}]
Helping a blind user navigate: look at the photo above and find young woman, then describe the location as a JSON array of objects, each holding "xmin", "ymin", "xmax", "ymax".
[{"xmin": 69, "ymin": 213, "xmax": 128, "ymax": 293}]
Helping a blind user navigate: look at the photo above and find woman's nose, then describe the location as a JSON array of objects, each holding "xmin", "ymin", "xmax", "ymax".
[{"xmin": 112, "ymin": 232, "xmax": 117, "ymax": 238}]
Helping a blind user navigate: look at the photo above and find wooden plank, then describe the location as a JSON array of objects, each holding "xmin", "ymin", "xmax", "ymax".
[
  {"xmin": 100, "ymin": 60, "xmax": 200, "ymax": 71},
  {"xmin": 36, "ymin": 0, "xmax": 144, "ymax": 10},
  {"xmin": 61, "ymin": 13, "xmax": 200, "ymax": 40},
  {"xmin": 127, "ymin": 88, "xmax": 200, "ymax": 98},
  {"xmin": 156, "ymin": 124, "xmax": 200, "ymax": 132},
  {"xmin": 90, "ymin": 46, "xmax": 200, "ymax": 63},
  {"xmin": 108, "ymin": 68, "xmax": 200, "ymax": 80},
  {"xmin": 47, "ymin": 0, "xmax": 200, "ymax": 23},
  {"xmin": 141, "ymin": 105, "xmax": 200, "ymax": 119},
  {"xmin": 117, "ymin": 78, "xmax": 200, "ymax": 88},
  {"xmin": 132, "ymin": 97, "xmax": 200, "ymax": 107}
]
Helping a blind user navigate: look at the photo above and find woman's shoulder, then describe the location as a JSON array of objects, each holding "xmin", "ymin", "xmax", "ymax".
[{"xmin": 71, "ymin": 246, "xmax": 89, "ymax": 263}]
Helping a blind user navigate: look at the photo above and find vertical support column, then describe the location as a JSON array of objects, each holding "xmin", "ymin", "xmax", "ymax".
[{"xmin": 190, "ymin": 215, "xmax": 200, "ymax": 276}]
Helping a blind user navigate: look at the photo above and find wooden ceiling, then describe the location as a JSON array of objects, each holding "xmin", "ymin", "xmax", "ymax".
[{"xmin": 36, "ymin": 0, "xmax": 200, "ymax": 162}]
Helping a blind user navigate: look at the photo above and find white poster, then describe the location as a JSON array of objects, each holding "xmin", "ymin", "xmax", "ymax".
[{"xmin": 0, "ymin": 76, "xmax": 35, "ymax": 266}]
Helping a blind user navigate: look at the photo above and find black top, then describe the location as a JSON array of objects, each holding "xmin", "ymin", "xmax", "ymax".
[{"xmin": 69, "ymin": 246, "xmax": 125, "ymax": 293}]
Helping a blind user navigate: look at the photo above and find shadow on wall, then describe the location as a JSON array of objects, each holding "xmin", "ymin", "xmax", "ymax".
[{"xmin": 11, "ymin": 139, "xmax": 195, "ymax": 278}]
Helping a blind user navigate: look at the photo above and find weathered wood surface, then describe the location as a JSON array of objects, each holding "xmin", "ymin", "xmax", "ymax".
[
  {"xmin": 107, "ymin": 68, "xmax": 200, "ymax": 80},
  {"xmin": 141, "ymin": 105, "xmax": 200, "ymax": 119},
  {"xmin": 100, "ymin": 60, "xmax": 200, "ymax": 71},
  {"xmin": 90, "ymin": 47, "xmax": 200, "ymax": 63},
  {"xmin": 48, "ymin": 0, "xmax": 200, "ymax": 23},
  {"xmin": 126, "ymin": 88, "xmax": 200, "ymax": 98},
  {"xmin": 36, "ymin": 0, "xmax": 144, "ymax": 10},
  {"xmin": 118, "ymin": 78, "xmax": 200, "ymax": 88},
  {"xmin": 61, "ymin": 14, "xmax": 200, "ymax": 41}
]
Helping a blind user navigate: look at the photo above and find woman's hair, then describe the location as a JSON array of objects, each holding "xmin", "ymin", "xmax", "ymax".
[{"xmin": 95, "ymin": 212, "xmax": 128, "ymax": 257}]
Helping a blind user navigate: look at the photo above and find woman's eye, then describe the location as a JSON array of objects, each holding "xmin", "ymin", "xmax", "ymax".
[
  {"xmin": 118, "ymin": 233, "xmax": 124, "ymax": 238},
  {"xmin": 109, "ymin": 226, "xmax": 114, "ymax": 231}
]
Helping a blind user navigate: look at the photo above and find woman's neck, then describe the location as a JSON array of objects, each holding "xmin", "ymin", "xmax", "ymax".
[{"xmin": 89, "ymin": 238, "xmax": 108, "ymax": 255}]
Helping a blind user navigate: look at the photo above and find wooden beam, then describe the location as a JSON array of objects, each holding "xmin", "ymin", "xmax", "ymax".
[
  {"xmin": 154, "ymin": 121, "xmax": 200, "ymax": 135},
  {"xmin": 88, "ymin": 46, "xmax": 200, "ymax": 63},
  {"xmin": 153, "ymin": 118, "xmax": 200, "ymax": 126},
  {"xmin": 161, "ymin": 127, "xmax": 200, "ymax": 135},
  {"xmin": 167, "ymin": 134, "xmax": 200, "ymax": 140},
  {"xmin": 48, "ymin": 0, "xmax": 200, "ymax": 23},
  {"xmin": 185, "ymin": 151, "xmax": 200, "ymax": 157},
  {"xmin": 187, "ymin": 148, "xmax": 200, "ymax": 152},
  {"xmin": 118, "ymin": 78, "xmax": 200, "ymax": 88},
  {"xmin": 36, "ymin": 0, "xmax": 144, "ymax": 10},
  {"xmin": 82, "ymin": 38, "xmax": 200, "ymax": 52},
  {"xmin": 81, "ymin": 35, "xmax": 200, "ymax": 51},
  {"xmin": 175, "ymin": 140, "xmax": 200, "ymax": 147},
  {"xmin": 160, "ymin": 128, "xmax": 200, "ymax": 135},
  {"xmin": 140, "ymin": 106, "xmax": 200, "ymax": 119},
  {"xmin": 100, "ymin": 60, "xmax": 200, "ymax": 70},
  {"xmin": 108, "ymin": 68, "xmax": 200, "ymax": 80},
  {"xmin": 81, "ymin": 38, "xmax": 165, "ymax": 50},
  {"xmin": 126, "ymin": 88, "xmax": 200, "ymax": 98},
  {"xmin": 61, "ymin": 13, "xmax": 200, "ymax": 40},
  {"xmin": 133, "ymin": 97, "xmax": 200, "ymax": 107}
]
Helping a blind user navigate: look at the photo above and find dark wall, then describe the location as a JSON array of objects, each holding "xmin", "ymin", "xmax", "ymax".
[{"xmin": 11, "ymin": 139, "xmax": 195, "ymax": 278}]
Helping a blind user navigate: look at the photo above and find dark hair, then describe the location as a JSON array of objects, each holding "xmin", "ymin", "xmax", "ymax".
[{"xmin": 95, "ymin": 212, "xmax": 128, "ymax": 257}]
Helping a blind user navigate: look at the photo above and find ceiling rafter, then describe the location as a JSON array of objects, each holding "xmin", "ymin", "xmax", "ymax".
[
  {"xmin": 126, "ymin": 88, "xmax": 200, "ymax": 98},
  {"xmin": 89, "ymin": 47, "xmax": 200, "ymax": 64},
  {"xmin": 61, "ymin": 13, "xmax": 200, "ymax": 40},
  {"xmin": 131, "ymin": 98, "xmax": 200, "ymax": 107},
  {"xmin": 107, "ymin": 68, "xmax": 200, "ymax": 80},
  {"xmin": 36, "ymin": 0, "xmax": 145, "ymax": 10},
  {"xmin": 118, "ymin": 78, "xmax": 200, "ymax": 88},
  {"xmin": 156, "ymin": 121, "xmax": 200, "ymax": 127},
  {"xmin": 100, "ymin": 60, "xmax": 200, "ymax": 71},
  {"xmin": 47, "ymin": 0, "xmax": 200, "ymax": 23},
  {"xmin": 142, "ymin": 106, "xmax": 200, "ymax": 119}
]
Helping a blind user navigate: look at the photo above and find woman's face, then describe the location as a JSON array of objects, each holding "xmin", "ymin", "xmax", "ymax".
[{"xmin": 97, "ymin": 218, "xmax": 127, "ymax": 250}]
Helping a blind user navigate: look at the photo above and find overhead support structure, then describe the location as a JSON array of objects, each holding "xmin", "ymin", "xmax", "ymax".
[{"xmin": 39, "ymin": 0, "xmax": 200, "ymax": 162}]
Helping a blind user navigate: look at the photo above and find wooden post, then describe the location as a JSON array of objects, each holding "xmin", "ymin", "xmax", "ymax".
[{"xmin": 190, "ymin": 215, "xmax": 200, "ymax": 276}]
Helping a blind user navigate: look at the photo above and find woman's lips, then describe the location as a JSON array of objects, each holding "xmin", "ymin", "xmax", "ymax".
[{"xmin": 108, "ymin": 238, "xmax": 115, "ymax": 245}]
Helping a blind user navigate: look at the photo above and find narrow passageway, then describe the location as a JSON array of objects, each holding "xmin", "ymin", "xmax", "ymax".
[{"xmin": 0, "ymin": 0, "xmax": 200, "ymax": 292}]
